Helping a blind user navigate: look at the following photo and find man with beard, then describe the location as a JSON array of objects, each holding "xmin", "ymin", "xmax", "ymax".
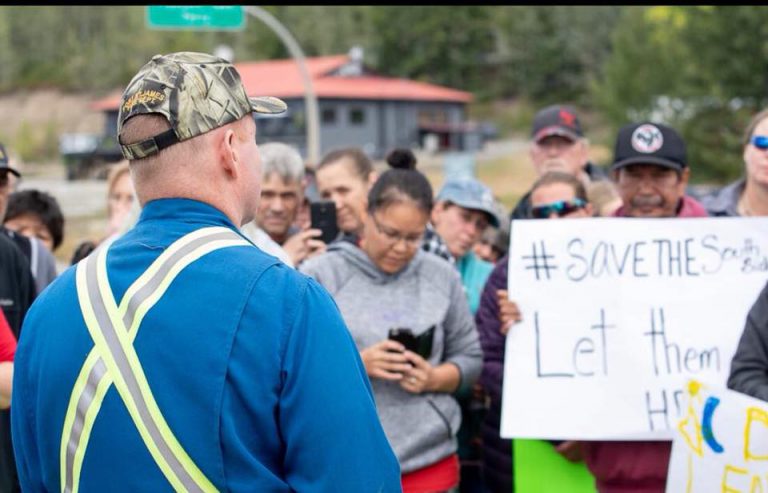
[
  {"xmin": 582, "ymin": 121, "xmax": 708, "ymax": 493},
  {"xmin": 510, "ymin": 104, "xmax": 606, "ymax": 220}
]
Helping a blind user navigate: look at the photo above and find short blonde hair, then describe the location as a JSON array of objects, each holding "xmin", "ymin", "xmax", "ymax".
[{"xmin": 106, "ymin": 160, "xmax": 130, "ymax": 195}]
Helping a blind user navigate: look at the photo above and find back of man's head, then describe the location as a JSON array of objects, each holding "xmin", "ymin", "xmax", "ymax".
[
  {"xmin": 116, "ymin": 52, "xmax": 287, "ymax": 204},
  {"xmin": 260, "ymin": 142, "xmax": 305, "ymax": 184}
]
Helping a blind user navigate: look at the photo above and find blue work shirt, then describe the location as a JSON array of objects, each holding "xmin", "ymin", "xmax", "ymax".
[{"xmin": 12, "ymin": 198, "xmax": 401, "ymax": 492}]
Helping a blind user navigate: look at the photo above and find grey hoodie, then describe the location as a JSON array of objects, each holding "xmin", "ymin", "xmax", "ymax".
[{"xmin": 299, "ymin": 242, "xmax": 482, "ymax": 473}]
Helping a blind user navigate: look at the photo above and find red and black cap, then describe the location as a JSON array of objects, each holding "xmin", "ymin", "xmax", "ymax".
[{"xmin": 531, "ymin": 105, "xmax": 584, "ymax": 143}]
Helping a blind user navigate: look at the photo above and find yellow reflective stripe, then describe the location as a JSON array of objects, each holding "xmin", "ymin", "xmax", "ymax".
[
  {"xmin": 63, "ymin": 228, "xmax": 247, "ymax": 492},
  {"xmin": 117, "ymin": 227, "xmax": 234, "ymax": 317},
  {"xmin": 120, "ymin": 238, "xmax": 248, "ymax": 336},
  {"xmin": 63, "ymin": 351, "xmax": 107, "ymax": 493},
  {"xmin": 71, "ymin": 260, "xmax": 102, "ymax": 493},
  {"xmin": 93, "ymin": 247, "xmax": 203, "ymax": 491},
  {"xmin": 60, "ymin": 227, "xmax": 236, "ymax": 492}
]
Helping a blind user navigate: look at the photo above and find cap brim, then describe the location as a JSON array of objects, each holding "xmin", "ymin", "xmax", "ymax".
[
  {"xmin": 445, "ymin": 199, "xmax": 500, "ymax": 228},
  {"xmin": 249, "ymin": 96, "xmax": 287, "ymax": 115},
  {"xmin": 534, "ymin": 126, "xmax": 580, "ymax": 143},
  {"xmin": 0, "ymin": 166, "xmax": 20, "ymax": 177},
  {"xmin": 610, "ymin": 156, "xmax": 685, "ymax": 172}
]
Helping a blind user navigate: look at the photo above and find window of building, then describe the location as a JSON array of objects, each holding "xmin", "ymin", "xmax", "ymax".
[
  {"xmin": 349, "ymin": 107, "xmax": 366, "ymax": 125},
  {"xmin": 322, "ymin": 108, "xmax": 337, "ymax": 125},
  {"xmin": 418, "ymin": 108, "xmax": 448, "ymax": 124}
]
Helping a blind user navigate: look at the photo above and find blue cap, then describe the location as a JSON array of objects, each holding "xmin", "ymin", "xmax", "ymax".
[{"xmin": 436, "ymin": 178, "xmax": 499, "ymax": 228}]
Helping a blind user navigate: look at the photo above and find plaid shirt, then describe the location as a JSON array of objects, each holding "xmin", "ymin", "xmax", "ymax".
[{"xmin": 421, "ymin": 223, "xmax": 454, "ymax": 264}]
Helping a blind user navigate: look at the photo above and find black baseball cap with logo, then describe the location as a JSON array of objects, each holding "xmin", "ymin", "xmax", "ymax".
[
  {"xmin": 0, "ymin": 143, "xmax": 20, "ymax": 178},
  {"xmin": 531, "ymin": 104, "xmax": 584, "ymax": 143},
  {"xmin": 611, "ymin": 122, "xmax": 687, "ymax": 172}
]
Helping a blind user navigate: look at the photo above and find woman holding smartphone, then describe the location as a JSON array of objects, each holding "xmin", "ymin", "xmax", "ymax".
[
  {"xmin": 315, "ymin": 147, "xmax": 377, "ymax": 243},
  {"xmin": 300, "ymin": 149, "xmax": 482, "ymax": 493}
]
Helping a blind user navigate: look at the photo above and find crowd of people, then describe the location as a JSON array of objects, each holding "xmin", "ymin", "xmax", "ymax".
[{"xmin": 0, "ymin": 50, "xmax": 767, "ymax": 492}]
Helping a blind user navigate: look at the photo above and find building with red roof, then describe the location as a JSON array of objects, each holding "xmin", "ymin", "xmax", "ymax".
[{"xmin": 91, "ymin": 48, "xmax": 481, "ymax": 162}]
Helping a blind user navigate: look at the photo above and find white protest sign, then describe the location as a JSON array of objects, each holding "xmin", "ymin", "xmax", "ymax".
[
  {"xmin": 500, "ymin": 217, "xmax": 768, "ymax": 440},
  {"xmin": 667, "ymin": 380, "xmax": 768, "ymax": 493}
]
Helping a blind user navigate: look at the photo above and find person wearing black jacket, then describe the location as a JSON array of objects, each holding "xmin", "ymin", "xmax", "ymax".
[
  {"xmin": 728, "ymin": 282, "xmax": 768, "ymax": 401},
  {"xmin": 0, "ymin": 144, "xmax": 57, "ymax": 294},
  {"xmin": 0, "ymin": 145, "xmax": 36, "ymax": 493},
  {"xmin": 0, "ymin": 231, "xmax": 35, "ymax": 493}
]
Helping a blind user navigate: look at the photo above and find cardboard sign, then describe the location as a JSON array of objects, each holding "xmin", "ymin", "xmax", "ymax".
[
  {"xmin": 500, "ymin": 217, "xmax": 768, "ymax": 440},
  {"xmin": 667, "ymin": 380, "xmax": 768, "ymax": 492}
]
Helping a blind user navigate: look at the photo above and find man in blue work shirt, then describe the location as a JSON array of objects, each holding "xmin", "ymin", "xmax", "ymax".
[{"xmin": 11, "ymin": 51, "xmax": 401, "ymax": 492}]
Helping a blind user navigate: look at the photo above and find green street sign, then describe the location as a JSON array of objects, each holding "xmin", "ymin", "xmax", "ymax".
[{"xmin": 146, "ymin": 6, "xmax": 245, "ymax": 31}]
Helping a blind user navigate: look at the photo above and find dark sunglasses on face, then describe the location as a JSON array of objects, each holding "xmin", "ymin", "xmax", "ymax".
[
  {"xmin": 531, "ymin": 198, "xmax": 587, "ymax": 219},
  {"xmin": 752, "ymin": 135, "xmax": 768, "ymax": 150}
]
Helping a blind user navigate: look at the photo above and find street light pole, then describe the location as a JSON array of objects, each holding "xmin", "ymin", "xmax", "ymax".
[{"xmin": 244, "ymin": 6, "xmax": 320, "ymax": 165}]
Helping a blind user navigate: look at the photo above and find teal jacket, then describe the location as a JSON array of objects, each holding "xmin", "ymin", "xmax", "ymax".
[{"xmin": 456, "ymin": 251, "xmax": 494, "ymax": 315}]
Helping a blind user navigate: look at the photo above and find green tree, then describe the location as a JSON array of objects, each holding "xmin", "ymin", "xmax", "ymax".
[
  {"xmin": 370, "ymin": 6, "xmax": 495, "ymax": 96},
  {"xmin": 594, "ymin": 6, "xmax": 768, "ymax": 183}
]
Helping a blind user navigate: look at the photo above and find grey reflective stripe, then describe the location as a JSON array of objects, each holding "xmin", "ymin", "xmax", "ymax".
[
  {"xmin": 63, "ymin": 231, "xmax": 238, "ymax": 493},
  {"xmin": 122, "ymin": 231, "xmax": 237, "ymax": 329},
  {"xmin": 84, "ymin": 252, "xmax": 206, "ymax": 493},
  {"xmin": 64, "ymin": 358, "xmax": 106, "ymax": 489}
]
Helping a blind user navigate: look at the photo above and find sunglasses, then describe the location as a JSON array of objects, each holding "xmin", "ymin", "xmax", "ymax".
[
  {"xmin": 531, "ymin": 198, "xmax": 587, "ymax": 219},
  {"xmin": 752, "ymin": 135, "xmax": 768, "ymax": 150}
]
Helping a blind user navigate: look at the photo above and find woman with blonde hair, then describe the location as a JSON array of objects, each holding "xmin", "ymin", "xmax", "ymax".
[{"xmin": 70, "ymin": 160, "xmax": 138, "ymax": 264}]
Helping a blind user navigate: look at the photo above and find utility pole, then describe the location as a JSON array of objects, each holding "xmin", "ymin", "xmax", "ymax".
[{"xmin": 244, "ymin": 6, "xmax": 321, "ymax": 164}]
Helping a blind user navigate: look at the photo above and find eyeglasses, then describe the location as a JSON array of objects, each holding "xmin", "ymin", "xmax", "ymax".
[
  {"xmin": 531, "ymin": 198, "xmax": 587, "ymax": 219},
  {"xmin": 371, "ymin": 214, "xmax": 424, "ymax": 247},
  {"xmin": 752, "ymin": 135, "xmax": 768, "ymax": 150}
]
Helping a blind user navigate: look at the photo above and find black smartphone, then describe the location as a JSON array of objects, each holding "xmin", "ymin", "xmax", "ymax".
[
  {"xmin": 388, "ymin": 326, "xmax": 435, "ymax": 359},
  {"xmin": 310, "ymin": 200, "xmax": 340, "ymax": 244},
  {"xmin": 388, "ymin": 328, "xmax": 418, "ymax": 354}
]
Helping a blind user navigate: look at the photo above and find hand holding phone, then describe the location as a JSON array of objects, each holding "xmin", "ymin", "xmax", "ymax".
[
  {"xmin": 388, "ymin": 326, "xmax": 435, "ymax": 359},
  {"xmin": 310, "ymin": 201, "xmax": 340, "ymax": 244},
  {"xmin": 388, "ymin": 328, "xmax": 418, "ymax": 353}
]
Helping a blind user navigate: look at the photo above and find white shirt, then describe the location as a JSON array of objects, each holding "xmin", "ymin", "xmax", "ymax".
[{"xmin": 239, "ymin": 222, "xmax": 294, "ymax": 268}]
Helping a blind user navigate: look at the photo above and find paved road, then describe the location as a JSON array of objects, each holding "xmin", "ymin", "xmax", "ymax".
[
  {"xmin": 19, "ymin": 137, "xmax": 529, "ymax": 220},
  {"xmin": 18, "ymin": 176, "xmax": 107, "ymax": 220}
]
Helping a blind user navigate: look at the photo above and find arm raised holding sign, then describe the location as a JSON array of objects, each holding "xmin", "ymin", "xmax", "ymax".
[
  {"xmin": 497, "ymin": 289, "xmax": 522, "ymax": 335},
  {"xmin": 476, "ymin": 171, "xmax": 597, "ymax": 490}
]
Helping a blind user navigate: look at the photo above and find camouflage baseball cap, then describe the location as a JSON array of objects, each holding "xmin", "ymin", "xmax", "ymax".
[{"xmin": 118, "ymin": 51, "xmax": 287, "ymax": 160}]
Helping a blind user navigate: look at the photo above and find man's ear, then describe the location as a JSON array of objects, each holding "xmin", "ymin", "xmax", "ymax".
[{"xmin": 218, "ymin": 128, "xmax": 239, "ymax": 179}]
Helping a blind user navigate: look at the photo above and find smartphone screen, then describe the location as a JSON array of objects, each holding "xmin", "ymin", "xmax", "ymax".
[
  {"xmin": 388, "ymin": 328, "xmax": 418, "ymax": 353},
  {"xmin": 310, "ymin": 201, "xmax": 340, "ymax": 244}
]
